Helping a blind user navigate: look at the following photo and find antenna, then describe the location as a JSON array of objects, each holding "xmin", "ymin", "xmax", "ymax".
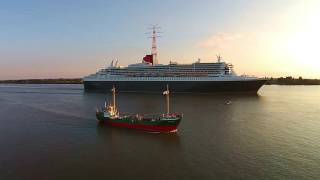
[
  {"xmin": 216, "ymin": 54, "xmax": 222, "ymax": 63},
  {"xmin": 115, "ymin": 59, "xmax": 118, "ymax": 67},
  {"xmin": 110, "ymin": 59, "xmax": 114, "ymax": 67},
  {"xmin": 146, "ymin": 25, "xmax": 162, "ymax": 65}
]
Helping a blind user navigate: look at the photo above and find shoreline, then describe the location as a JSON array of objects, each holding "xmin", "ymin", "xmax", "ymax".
[
  {"xmin": 0, "ymin": 78, "xmax": 82, "ymax": 84},
  {"xmin": 265, "ymin": 77, "xmax": 320, "ymax": 85}
]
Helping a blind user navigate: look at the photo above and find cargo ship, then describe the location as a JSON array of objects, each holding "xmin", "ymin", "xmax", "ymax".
[
  {"xmin": 96, "ymin": 85, "xmax": 182, "ymax": 133},
  {"xmin": 84, "ymin": 26, "xmax": 266, "ymax": 93}
]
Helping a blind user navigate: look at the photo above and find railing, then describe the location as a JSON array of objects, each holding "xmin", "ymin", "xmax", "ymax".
[{"xmin": 84, "ymin": 75, "xmax": 258, "ymax": 81}]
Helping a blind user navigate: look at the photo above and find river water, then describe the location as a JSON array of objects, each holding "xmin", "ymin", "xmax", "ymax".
[{"xmin": 0, "ymin": 84, "xmax": 319, "ymax": 179}]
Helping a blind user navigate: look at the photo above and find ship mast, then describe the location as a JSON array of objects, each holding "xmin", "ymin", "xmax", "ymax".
[
  {"xmin": 112, "ymin": 85, "xmax": 116, "ymax": 109},
  {"xmin": 148, "ymin": 25, "xmax": 161, "ymax": 65},
  {"xmin": 167, "ymin": 84, "xmax": 170, "ymax": 114},
  {"xmin": 152, "ymin": 26, "xmax": 158, "ymax": 65},
  {"xmin": 163, "ymin": 84, "xmax": 170, "ymax": 115},
  {"xmin": 166, "ymin": 84, "xmax": 170, "ymax": 115},
  {"xmin": 217, "ymin": 54, "xmax": 222, "ymax": 63}
]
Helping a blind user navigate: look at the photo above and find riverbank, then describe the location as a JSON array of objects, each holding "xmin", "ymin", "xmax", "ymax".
[
  {"xmin": 0, "ymin": 78, "xmax": 82, "ymax": 84},
  {"xmin": 265, "ymin": 77, "xmax": 320, "ymax": 85}
]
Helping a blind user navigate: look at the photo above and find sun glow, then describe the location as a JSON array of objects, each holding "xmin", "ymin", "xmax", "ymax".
[
  {"xmin": 287, "ymin": 19, "xmax": 320, "ymax": 65},
  {"xmin": 285, "ymin": 2, "xmax": 320, "ymax": 74}
]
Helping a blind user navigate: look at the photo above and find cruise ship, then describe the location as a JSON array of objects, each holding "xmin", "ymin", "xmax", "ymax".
[{"xmin": 83, "ymin": 27, "xmax": 266, "ymax": 93}]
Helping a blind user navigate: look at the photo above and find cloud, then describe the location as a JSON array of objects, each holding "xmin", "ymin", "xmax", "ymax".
[{"xmin": 198, "ymin": 33, "xmax": 243, "ymax": 49}]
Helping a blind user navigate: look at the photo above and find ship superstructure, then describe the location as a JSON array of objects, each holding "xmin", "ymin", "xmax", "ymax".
[{"xmin": 84, "ymin": 27, "xmax": 266, "ymax": 93}]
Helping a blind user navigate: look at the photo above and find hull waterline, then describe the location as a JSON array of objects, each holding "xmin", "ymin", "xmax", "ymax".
[
  {"xmin": 84, "ymin": 79, "xmax": 267, "ymax": 93},
  {"xmin": 100, "ymin": 121, "xmax": 178, "ymax": 133}
]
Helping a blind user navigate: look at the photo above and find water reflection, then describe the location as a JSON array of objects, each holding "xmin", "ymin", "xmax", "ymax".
[
  {"xmin": 96, "ymin": 123, "xmax": 181, "ymax": 147},
  {"xmin": 2, "ymin": 85, "xmax": 320, "ymax": 179}
]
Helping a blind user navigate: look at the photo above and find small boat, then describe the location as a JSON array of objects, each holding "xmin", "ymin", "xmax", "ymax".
[{"xmin": 96, "ymin": 85, "xmax": 183, "ymax": 133}]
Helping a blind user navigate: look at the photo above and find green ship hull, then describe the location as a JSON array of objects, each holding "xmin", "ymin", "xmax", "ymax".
[{"xmin": 96, "ymin": 112, "xmax": 182, "ymax": 133}]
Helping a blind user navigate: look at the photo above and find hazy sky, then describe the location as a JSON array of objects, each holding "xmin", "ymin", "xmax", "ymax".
[{"xmin": 1, "ymin": 0, "xmax": 319, "ymax": 80}]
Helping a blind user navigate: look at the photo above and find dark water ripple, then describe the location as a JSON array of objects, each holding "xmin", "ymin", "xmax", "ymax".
[{"xmin": 0, "ymin": 84, "xmax": 320, "ymax": 180}]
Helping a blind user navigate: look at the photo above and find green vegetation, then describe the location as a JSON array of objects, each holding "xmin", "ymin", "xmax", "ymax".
[
  {"xmin": 0, "ymin": 78, "xmax": 82, "ymax": 84},
  {"xmin": 266, "ymin": 76, "xmax": 320, "ymax": 85}
]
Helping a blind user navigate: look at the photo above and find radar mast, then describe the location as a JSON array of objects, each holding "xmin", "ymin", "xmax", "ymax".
[{"xmin": 147, "ymin": 25, "xmax": 161, "ymax": 65}]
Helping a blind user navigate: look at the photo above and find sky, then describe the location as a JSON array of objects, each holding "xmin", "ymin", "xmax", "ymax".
[{"xmin": 0, "ymin": 0, "xmax": 319, "ymax": 80}]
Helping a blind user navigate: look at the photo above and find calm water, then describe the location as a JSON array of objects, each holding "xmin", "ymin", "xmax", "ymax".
[{"xmin": 0, "ymin": 84, "xmax": 320, "ymax": 180}]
